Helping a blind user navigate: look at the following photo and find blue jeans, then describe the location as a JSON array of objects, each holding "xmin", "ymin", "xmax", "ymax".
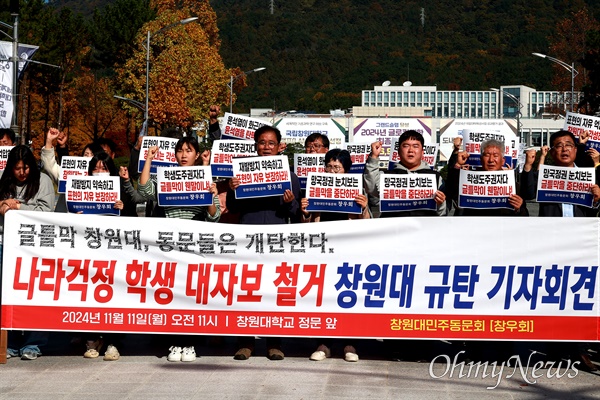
[{"xmin": 8, "ymin": 331, "xmax": 48, "ymax": 356}]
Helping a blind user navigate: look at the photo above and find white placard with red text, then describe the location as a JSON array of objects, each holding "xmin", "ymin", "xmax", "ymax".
[
  {"xmin": 458, "ymin": 169, "xmax": 516, "ymax": 209},
  {"xmin": 221, "ymin": 112, "xmax": 268, "ymax": 141},
  {"xmin": 0, "ymin": 145, "xmax": 13, "ymax": 176},
  {"xmin": 305, "ymin": 172, "xmax": 363, "ymax": 214},
  {"xmin": 65, "ymin": 176, "xmax": 121, "ymax": 215},
  {"xmin": 294, "ymin": 153, "xmax": 325, "ymax": 189},
  {"xmin": 379, "ymin": 174, "xmax": 437, "ymax": 212},
  {"xmin": 2, "ymin": 212, "xmax": 600, "ymax": 341},
  {"xmin": 536, "ymin": 165, "xmax": 596, "ymax": 208},
  {"xmin": 156, "ymin": 166, "xmax": 213, "ymax": 207},
  {"xmin": 232, "ymin": 155, "xmax": 292, "ymax": 199},
  {"xmin": 137, "ymin": 137, "xmax": 179, "ymax": 174},
  {"xmin": 344, "ymin": 143, "xmax": 370, "ymax": 173},
  {"xmin": 210, "ymin": 140, "xmax": 256, "ymax": 178},
  {"xmin": 462, "ymin": 129, "xmax": 513, "ymax": 167},
  {"xmin": 58, "ymin": 156, "xmax": 91, "ymax": 193},
  {"xmin": 564, "ymin": 111, "xmax": 600, "ymax": 150}
]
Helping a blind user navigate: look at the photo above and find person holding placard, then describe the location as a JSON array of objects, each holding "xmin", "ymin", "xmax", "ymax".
[
  {"xmin": 363, "ymin": 130, "xmax": 446, "ymax": 217},
  {"xmin": 226, "ymin": 125, "xmax": 301, "ymax": 361},
  {"xmin": 1, "ymin": 145, "xmax": 55, "ymax": 361},
  {"xmin": 447, "ymin": 138, "xmax": 527, "ymax": 216},
  {"xmin": 522, "ymin": 130, "xmax": 600, "ymax": 217},
  {"xmin": 138, "ymin": 136, "xmax": 220, "ymax": 221},
  {"xmin": 300, "ymin": 148, "xmax": 368, "ymax": 362}
]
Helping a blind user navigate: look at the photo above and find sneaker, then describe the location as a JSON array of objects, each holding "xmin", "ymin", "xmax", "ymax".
[
  {"xmin": 103, "ymin": 345, "xmax": 120, "ymax": 361},
  {"xmin": 310, "ymin": 344, "xmax": 331, "ymax": 361},
  {"xmin": 233, "ymin": 347, "xmax": 252, "ymax": 360},
  {"xmin": 267, "ymin": 347, "xmax": 285, "ymax": 361},
  {"xmin": 344, "ymin": 345, "xmax": 359, "ymax": 362},
  {"xmin": 21, "ymin": 348, "xmax": 40, "ymax": 360},
  {"xmin": 167, "ymin": 346, "xmax": 182, "ymax": 362},
  {"xmin": 7, "ymin": 348, "xmax": 19, "ymax": 359},
  {"xmin": 84, "ymin": 339, "xmax": 103, "ymax": 359},
  {"xmin": 181, "ymin": 346, "xmax": 196, "ymax": 362}
]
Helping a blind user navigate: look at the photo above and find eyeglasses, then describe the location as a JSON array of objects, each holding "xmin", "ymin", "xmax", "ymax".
[
  {"xmin": 305, "ymin": 143, "xmax": 324, "ymax": 150},
  {"xmin": 325, "ymin": 165, "xmax": 343, "ymax": 172},
  {"xmin": 257, "ymin": 141, "xmax": 278, "ymax": 148},
  {"xmin": 553, "ymin": 143, "xmax": 576, "ymax": 151}
]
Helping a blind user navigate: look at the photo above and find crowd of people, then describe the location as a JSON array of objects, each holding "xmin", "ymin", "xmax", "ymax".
[{"xmin": 1, "ymin": 107, "xmax": 599, "ymax": 370}]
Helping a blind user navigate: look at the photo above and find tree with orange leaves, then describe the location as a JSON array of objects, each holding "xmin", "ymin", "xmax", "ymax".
[{"xmin": 117, "ymin": 0, "xmax": 233, "ymax": 133}]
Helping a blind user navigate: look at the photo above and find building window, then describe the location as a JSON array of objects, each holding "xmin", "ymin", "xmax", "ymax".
[
  {"xmin": 458, "ymin": 92, "xmax": 462, "ymax": 102},
  {"xmin": 458, "ymin": 104, "xmax": 463, "ymax": 117},
  {"xmin": 424, "ymin": 92, "xmax": 429, "ymax": 102},
  {"xmin": 437, "ymin": 92, "xmax": 442, "ymax": 102},
  {"xmin": 451, "ymin": 92, "xmax": 456, "ymax": 102},
  {"xmin": 444, "ymin": 92, "xmax": 449, "ymax": 102},
  {"xmin": 484, "ymin": 92, "xmax": 489, "ymax": 102},
  {"xmin": 477, "ymin": 104, "xmax": 483, "ymax": 117}
]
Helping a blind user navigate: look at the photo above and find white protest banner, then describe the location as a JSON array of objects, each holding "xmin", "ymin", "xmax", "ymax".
[
  {"xmin": 294, "ymin": 153, "xmax": 325, "ymax": 189},
  {"xmin": 352, "ymin": 118, "xmax": 432, "ymax": 159},
  {"xmin": 0, "ymin": 41, "xmax": 38, "ymax": 128},
  {"xmin": 0, "ymin": 145, "xmax": 14, "ymax": 175},
  {"xmin": 461, "ymin": 129, "xmax": 513, "ymax": 167},
  {"xmin": 58, "ymin": 156, "xmax": 91, "ymax": 193},
  {"xmin": 438, "ymin": 119, "xmax": 517, "ymax": 161},
  {"xmin": 564, "ymin": 111, "xmax": 600, "ymax": 150},
  {"xmin": 210, "ymin": 140, "xmax": 256, "ymax": 178},
  {"xmin": 137, "ymin": 137, "xmax": 179, "ymax": 174},
  {"xmin": 305, "ymin": 172, "xmax": 363, "ymax": 214},
  {"xmin": 458, "ymin": 169, "xmax": 516, "ymax": 209},
  {"xmin": 536, "ymin": 165, "xmax": 596, "ymax": 208},
  {"xmin": 65, "ymin": 176, "xmax": 121, "ymax": 215},
  {"xmin": 388, "ymin": 138, "xmax": 438, "ymax": 170},
  {"xmin": 344, "ymin": 143, "xmax": 370, "ymax": 173},
  {"xmin": 379, "ymin": 174, "xmax": 437, "ymax": 213},
  {"xmin": 232, "ymin": 155, "xmax": 292, "ymax": 199},
  {"xmin": 275, "ymin": 117, "xmax": 346, "ymax": 148},
  {"xmin": 2, "ymin": 212, "xmax": 600, "ymax": 341},
  {"xmin": 157, "ymin": 166, "xmax": 213, "ymax": 207},
  {"xmin": 222, "ymin": 112, "xmax": 267, "ymax": 140}
]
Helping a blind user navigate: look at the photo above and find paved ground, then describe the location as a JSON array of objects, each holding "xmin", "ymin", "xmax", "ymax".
[{"xmin": 0, "ymin": 332, "xmax": 598, "ymax": 399}]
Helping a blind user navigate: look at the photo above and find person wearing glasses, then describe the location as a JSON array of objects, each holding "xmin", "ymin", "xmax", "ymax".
[
  {"xmin": 300, "ymin": 149, "xmax": 370, "ymax": 223},
  {"xmin": 363, "ymin": 130, "xmax": 446, "ymax": 217},
  {"xmin": 522, "ymin": 129, "xmax": 600, "ymax": 217},
  {"xmin": 299, "ymin": 148, "xmax": 369, "ymax": 362},
  {"xmin": 226, "ymin": 125, "xmax": 301, "ymax": 361},
  {"xmin": 304, "ymin": 132, "xmax": 330, "ymax": 154}
]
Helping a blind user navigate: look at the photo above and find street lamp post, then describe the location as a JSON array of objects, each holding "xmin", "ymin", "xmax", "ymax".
[
  {"xmin": 144, "ymin": 17, "xmax": 198, "ymax": 131},
  {"xmin": 491, "ymin": 88, "xmax": 523, "ymax": 143},
  {"xmin": 532, "ymin": 52, "xmax": 579, "ymax": 112},
  {"xmin": 228, "ymin": 67, "xmax": 266, "ymax": 113}
]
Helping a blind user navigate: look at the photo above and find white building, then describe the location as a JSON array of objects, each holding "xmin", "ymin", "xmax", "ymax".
[{"xmin": 354, "ymin": 84, "xmax": 574, "ymax": 147}]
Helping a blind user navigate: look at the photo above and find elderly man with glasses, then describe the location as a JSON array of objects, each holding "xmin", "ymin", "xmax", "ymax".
[{"xmin": 522, "ymin": 129, "xmax": 600, "ymax": 217}]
